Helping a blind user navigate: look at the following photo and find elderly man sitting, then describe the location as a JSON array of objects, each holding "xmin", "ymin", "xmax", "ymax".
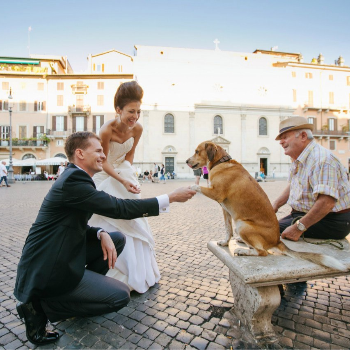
[{"xmin": 273, "ymin": 116, "xmax": 350, "ymax": 241}]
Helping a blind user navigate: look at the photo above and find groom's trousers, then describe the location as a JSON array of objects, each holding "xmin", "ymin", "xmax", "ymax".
[{"xmin": 40, "ymin": 231, "xmax": 131, "ymax": 322}]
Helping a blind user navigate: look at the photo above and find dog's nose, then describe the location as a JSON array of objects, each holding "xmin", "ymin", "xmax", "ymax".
[{"xmin": 186, "ymin": 159, "xmax": 189, "ymax": 164}]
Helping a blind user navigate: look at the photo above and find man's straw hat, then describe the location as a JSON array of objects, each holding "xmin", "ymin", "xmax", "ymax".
[{"xmin": 275, "ymin": 116, "xmax": 314, "ymax": 140}]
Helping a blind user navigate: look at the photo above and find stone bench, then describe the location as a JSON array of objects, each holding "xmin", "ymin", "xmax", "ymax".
[{"xmin": 208, "ymin": 237, "xmax": 350, "ymax": 346}]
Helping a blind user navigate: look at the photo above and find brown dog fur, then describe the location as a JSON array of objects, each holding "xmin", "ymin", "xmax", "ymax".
[{"xmin": 186, "ymin": 141, "xmax": 348, "ymax": 271}]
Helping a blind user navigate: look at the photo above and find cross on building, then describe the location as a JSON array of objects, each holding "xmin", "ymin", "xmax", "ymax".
[{"xmin": 213, "ymin": 38, "xmax": 220, "ymax": 51}]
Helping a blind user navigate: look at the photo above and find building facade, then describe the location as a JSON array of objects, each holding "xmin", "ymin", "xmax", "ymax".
[{"xmin": 1, "ymin": 46, "xmax": 350, "ymax": 177}]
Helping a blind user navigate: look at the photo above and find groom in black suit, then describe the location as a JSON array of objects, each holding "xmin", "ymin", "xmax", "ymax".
[{"xmin": 14, "ymin": 131, "xmax": 196, "ymax": 346}]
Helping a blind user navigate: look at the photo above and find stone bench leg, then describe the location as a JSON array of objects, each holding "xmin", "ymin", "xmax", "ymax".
[{"xmin": 229, "ymin": 270, "xmax": 280, "ymax": 345}]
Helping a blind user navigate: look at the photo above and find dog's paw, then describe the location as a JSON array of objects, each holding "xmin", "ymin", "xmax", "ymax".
[
  {"xmin": 190, "ymin": 185, "xmax": 201, "ymax": 192},
  {"xmin": 218, "ymin": 240, "xmax": 229, "ymax": 246},
  {"xmin": 234, "ymin": 248, "xmax": 252, "ymax": 256}
]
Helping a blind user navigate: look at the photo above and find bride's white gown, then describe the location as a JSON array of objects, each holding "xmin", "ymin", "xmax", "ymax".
[{"xmin": 88, "ymin": 137, "xmax": 160, "ymax": 293}]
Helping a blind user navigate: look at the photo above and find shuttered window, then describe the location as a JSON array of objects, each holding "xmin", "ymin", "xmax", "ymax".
[{"xmin": 57, "ymin": 95, "xmax": 63, "ymax": 106}]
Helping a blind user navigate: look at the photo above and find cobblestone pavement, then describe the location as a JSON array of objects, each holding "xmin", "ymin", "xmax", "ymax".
[{"xmin": 1, "ymin": 179, "xmax": 350, "ymax": 349}]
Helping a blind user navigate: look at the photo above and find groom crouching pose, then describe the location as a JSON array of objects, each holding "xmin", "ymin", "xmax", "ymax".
[{"xmin": 14, "ymin": 131, "xmax": 196, "ymax": 346}]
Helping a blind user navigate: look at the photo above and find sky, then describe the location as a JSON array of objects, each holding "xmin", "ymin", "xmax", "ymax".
[{"xmin": 2, "ymin": 0, "xmax": 350, "ymax": 72}]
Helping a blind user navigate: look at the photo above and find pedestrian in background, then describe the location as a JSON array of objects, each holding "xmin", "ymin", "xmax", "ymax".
[
  {"xmin": 160, "ymin": 164, "xmax": 166, "ymax": 184},
  {"xmin": 202, "ymin": 166, "xmax": 209, "ymax": 186},
  {"xmin": 0, "ymin": 161, "xmax": 10, "ymax": 187},
  {"xmin": 193, "ymin": 168, "xmax": 202, "ymax": 185}
]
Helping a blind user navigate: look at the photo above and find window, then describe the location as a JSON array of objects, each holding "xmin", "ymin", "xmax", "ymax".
[
  {"xmin": 19, "ymin": 100, "xmax": 26, "ymax": 111},
  {"xmin": 38, "ymin": 82, "xmax": 44, "ymax": 90},
  {"xmin": 93, "ymin": 115, "xmax": 104, "ymax": 134},
  {"xmin": 56, "ymin": 116, "xmax": 64, "ymax": 131},
  {"xmin": 57, "ymin": 140, "xmax": 64, "ymax": 146},
  {"xmin": 75, "ymin": 117, "xmax": 85, "ymax": 132},
  {"xmin": 97, "ymin": 82, "xmax": 104, "ymax": 90},
  {"xmin": 33, "ymin": 126, "xmax": 44, "ymax": 138},
  {"xmin": 293, "ymin": 89, "xmax": 297, "ymax": 102},
  {"xmin": 22, "ymin": 153, "xmax": 36, "ymax": 160},
  {"xmin": 96, "ymin": 64, "xmax": 104, "ymax": 72},
  {"xmin": 2, "ymin": 82, "xmax": 9, "ymax": 90},
  {"xmin": 34, "ymin": 101, "xmax": 46, "ymax": 111},
  {"xmin": 308, "ymin": 91, "xmax": 314, "ymax": 106},
  {"xmin": 330, "ymin": 140, "xmax": 336, "ymax": 150},
  {"xmin": 52, "ymin": 116, "xmax": 67, "ymax": 132},
  {"xmin": 292, "ymin": 71, "xmax": 296, "ymax": 78},
  {"xmin": 305, "ymin": 72, "xmax": 313, "ymax": 79},
  {"xmin": 57, "ymin": 82, "xmax": 64, "ymax": 90},
  {"xmin": 1, "ymin": 126, "xmax": 9, "ymax": 139},
  {"xmin": 329, "ymin": 92, "xmax": 334, "ymax": 104},
  {"xmin": 19, "ymin": 126, "xmax": 27, "ymax": 139},
  {"xmin": 308, "ymin": 117, "xmax": 315, "ymax": 125},
  {"xmin": 347, "ymin": 76, "xmax": 350, "ymax": 86},
  {"xmin": 329, "ymin": 75, "xmax": 333, "ymax": 81},
  {"xmin": 164, "ymin": 113, "xmax": 175, "ymax": 133},
  {"xmin": 214, "ymin": 115, "xmax": 223, "ymax": 134},
  {"xmin": 259, "ymin": 117, "xmax": 267, "ymax": 136},
  {"xmin": 97, "ymin": 95, "xmax": 104, "ymax": 106},
  {"xmin": 328, "ymin": 118, "xmax": 335, "ymax": 131},
  {"xmin": 0, "ymin": 100, "xmax": 8, "ymax": 111},
  {"xmin": 118, "ymin": 65, "xmax": 123, "ymax": 72},
  {"xmin": 57, "ymin": 95, "xmax": 63, "ymax": 106}
]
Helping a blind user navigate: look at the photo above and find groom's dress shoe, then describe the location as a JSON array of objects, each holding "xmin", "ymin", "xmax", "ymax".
[{"xmin": 16, "ymin": 302, "xmax": 59, "ymax": 345}]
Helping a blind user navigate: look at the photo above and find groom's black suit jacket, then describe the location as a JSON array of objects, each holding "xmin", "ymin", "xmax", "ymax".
[{"xmin": 14, "ymin": 163, "xmax": 159, "ymax": 303}]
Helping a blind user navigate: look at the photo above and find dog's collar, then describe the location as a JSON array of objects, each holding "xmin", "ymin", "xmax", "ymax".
[{"xmin": 210, "ymin": 155, "xmax": 232, "ymax": 170}]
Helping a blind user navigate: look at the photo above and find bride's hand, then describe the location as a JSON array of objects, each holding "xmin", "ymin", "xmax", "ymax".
[{"xmin": 123, "ymin": 180, "xmax": 141, "ymax": 194}]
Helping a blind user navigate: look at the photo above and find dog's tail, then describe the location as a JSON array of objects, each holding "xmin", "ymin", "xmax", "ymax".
[{"xmin": 276, "ymin": 242, "xmax": 348, "ymax": 272}]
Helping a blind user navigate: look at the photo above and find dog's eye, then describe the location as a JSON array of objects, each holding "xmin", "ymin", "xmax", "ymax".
[{"xmin": 195, "ymin": 150, "xmax": 199, "ymax": 154}]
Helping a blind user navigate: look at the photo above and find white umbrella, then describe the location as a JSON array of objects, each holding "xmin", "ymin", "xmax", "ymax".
[
  {"xmin": 0, "ymin": 158, "xmax": 29, "ymax": 166},
  {"xmin": 36, "ymin": 157, "xmax": 68, "ymax": 166}
]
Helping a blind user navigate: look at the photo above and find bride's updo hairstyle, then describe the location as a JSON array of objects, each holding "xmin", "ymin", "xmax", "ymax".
[{"xmin": 114, "ymin": 81, "xmax": 143, "ymax": 111}]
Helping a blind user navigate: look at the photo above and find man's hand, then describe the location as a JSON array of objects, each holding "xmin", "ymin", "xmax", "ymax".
[
  {"xmin": 100, "ymin": 231, "xmax": 117, "ymax": 269},
  {"xmin": 168, "ymin": 187, "xmax": 196, "ymax": 203},
  {"xmin": 281, "ymin": 224, "xmax": 303, "ymax": 241}
]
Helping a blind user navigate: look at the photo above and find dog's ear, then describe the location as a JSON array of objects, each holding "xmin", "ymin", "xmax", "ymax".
[{"xmin": 205, "ymin": 143, "xmax": 217, "ymax": 162}]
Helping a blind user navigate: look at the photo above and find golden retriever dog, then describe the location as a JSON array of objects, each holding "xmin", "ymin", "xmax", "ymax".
[{"xmin": 186, "ymin": 141, "xmax": 348, "ymax": 272}]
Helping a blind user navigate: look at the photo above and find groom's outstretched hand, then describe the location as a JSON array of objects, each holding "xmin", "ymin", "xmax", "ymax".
[{"xmin": 168, "ymin": 187, "xmax": 196, "ymax": 203}]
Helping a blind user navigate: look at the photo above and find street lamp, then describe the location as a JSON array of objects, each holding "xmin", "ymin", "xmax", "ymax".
[{"xmin": 7, "ymin": 88, "xmax": 15, "ymax": 184}]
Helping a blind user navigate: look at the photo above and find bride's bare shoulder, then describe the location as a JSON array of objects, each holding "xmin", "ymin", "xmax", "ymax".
[{"xmin": 99, "ymin": 120, "xmax": 114, "ymax": 137}]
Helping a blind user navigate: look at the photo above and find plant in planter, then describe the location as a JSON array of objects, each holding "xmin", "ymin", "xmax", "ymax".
[
  {"xmin": 321, "ymin": 125, "xmax": 328, "ymax": 132},
  {"xmin": 341, "ymin": 125, "xmax": 349, "ymax": 133},
  {"xmin": 40, "ymin": 135, "xmax": 51, "ymax": 145}
]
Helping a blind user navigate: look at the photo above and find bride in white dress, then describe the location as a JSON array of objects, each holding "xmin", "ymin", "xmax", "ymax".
[{"xmin": 89, "ymin": 81, "xmax": 160, "ymax": 293}]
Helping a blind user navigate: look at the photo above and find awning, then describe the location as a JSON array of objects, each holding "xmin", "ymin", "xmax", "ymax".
[{"xmin": 36, "ymin": 157, "xmax": 67, "ymax": 165}]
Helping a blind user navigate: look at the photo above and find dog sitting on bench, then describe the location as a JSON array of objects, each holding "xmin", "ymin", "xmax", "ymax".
[{"xmin": 186, "ymin": 141, "xmax": 348, "ymax": 272}]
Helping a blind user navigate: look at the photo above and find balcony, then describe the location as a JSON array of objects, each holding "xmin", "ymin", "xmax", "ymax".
[
  {"xmin": 68, "ymin": 105, "xmax": 91, "ymax": 115},
  {"xmin": 71, "ymin": 84, "xmax": 89, "ymax": 94},
  {"xmin": 46, "ymin": 129, "xmax": 70, "ymax": 138},
  {"xmin": 46, "ymin": 129, "xmax": 95, "ymax": 139},
  {"xmin": 0, "ymin": 139, "xmax": 48, "ymax": 150},
  {"xmin": 313, "ymin": 129, "xmax": 350, "ymax": 139}
]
